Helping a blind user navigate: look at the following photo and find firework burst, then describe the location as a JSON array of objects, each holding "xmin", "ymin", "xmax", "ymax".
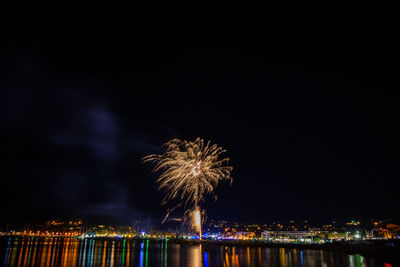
[{"xmin": 143, "ymin": 138, "xmax": 233, "ymax": 237}]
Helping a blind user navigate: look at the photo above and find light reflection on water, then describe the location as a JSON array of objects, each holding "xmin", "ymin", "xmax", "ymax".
[{"xmin": 0, "ymin": 237, "xmax": 395, "ymax": 266}]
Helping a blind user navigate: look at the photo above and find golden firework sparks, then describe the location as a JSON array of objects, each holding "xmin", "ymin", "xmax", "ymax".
[
  {"xmin": 191, "ymin": 206, "xmax": 202, "ymax": 236},
  {"xmin": 143, "ymin": 138, "xmax": 233, "ymax": 237}
]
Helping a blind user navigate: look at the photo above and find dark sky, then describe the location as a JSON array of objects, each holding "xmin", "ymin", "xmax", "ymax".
[{"xmin": 1, "ymin": 7, "xmax": 399, "ymax": 227}]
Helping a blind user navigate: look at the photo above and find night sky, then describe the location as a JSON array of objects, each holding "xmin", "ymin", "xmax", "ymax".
[{"xmin": 1, "ymin": 8, "xmax": 399, "ymax": 227}]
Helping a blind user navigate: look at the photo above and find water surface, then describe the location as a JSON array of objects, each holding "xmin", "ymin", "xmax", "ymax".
[{"xmin": 0, "ymin": 237, "xmax": 396, "ymax": 266}]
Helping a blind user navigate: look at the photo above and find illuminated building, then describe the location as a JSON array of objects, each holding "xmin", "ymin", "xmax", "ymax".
[
  {"xmin": 262, "ymin": 231, "xmax": 317, "ymax": 242},
  {"xmin": 235, "ymin": 232, "xmax": 255, "ymax": 239}
]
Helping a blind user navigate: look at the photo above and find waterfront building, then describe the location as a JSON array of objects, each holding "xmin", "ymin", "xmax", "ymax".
[
  {"xmin": 235, "ymin": 231, "xmax": 256, "ymax": 239},
  {"xmin": 262, "ymin": 230, "xmax": 316, "ymax": 242}
]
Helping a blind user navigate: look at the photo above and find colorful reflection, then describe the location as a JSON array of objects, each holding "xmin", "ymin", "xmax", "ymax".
[{"xmin": 0, "ymin": 237, "xmax": 396, "ymax": 266}]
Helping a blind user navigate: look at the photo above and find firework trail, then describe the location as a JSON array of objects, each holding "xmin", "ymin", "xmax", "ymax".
[{"xmin": 143, "ymin": 138, "xmax": 233, "ymax": 237}]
